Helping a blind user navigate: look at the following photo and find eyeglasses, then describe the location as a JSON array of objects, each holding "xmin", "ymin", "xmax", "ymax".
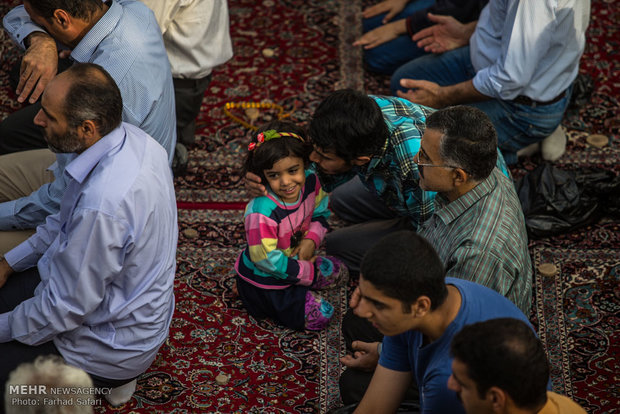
[{"xmin": 413, "ymin": 151, "xmax": 460, "ymax": 170}]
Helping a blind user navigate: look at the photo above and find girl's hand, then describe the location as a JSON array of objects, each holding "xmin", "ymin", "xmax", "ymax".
[{"xmin": 294, "ymin": 239, "xmax": 316, "ymax": 261}]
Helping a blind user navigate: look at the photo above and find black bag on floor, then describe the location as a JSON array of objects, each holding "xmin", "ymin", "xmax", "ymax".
[{"xmin": 515, "ymin": 163, "xmax": 611, "ymax": 238}]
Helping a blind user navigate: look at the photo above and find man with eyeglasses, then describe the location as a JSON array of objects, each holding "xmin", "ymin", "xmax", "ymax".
[
  {"xmin": 414, "ymin": 105, "xmax": 531, "ymax": 313},
  {"xmin": 339, "ymin": 105, "xmax": 532, "ymax": 407}
]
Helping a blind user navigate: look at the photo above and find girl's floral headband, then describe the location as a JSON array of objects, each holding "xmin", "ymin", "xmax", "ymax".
[{"xmin": 248, "ymin": 130, "xmax": 304, "ymax": 151}]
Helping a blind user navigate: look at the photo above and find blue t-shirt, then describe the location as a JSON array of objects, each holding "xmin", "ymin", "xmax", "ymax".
[{"xmin": 378, "ymin": 277, "xmax": 530, "ymax": 414}]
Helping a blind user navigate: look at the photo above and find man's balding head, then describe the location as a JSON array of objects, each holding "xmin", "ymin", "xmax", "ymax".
[
  {"xmin": 34, "ymin": 63, "xmax": 122, "ymax": 153},
  {"xmin": 61, "ymin": 63, "xmax": 123, "ymax": 137}
]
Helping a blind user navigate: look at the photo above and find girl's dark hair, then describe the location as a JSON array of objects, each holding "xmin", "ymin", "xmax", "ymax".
[{"xmin": 242, "ymin": 121, "xmax": 311, "ymax": 188}]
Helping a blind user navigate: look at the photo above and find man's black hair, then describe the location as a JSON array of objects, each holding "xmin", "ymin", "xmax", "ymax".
[
  {"xmin": 360, "ymin": 230, "xmax": 448, "ymax": 312},
  {"xmin": 309, "ymin": 89, "xmax": 388, "ymax": 162},
  {"xmin": 426, "ymin": 106, "xmax": 497, "ymax": 181},
  {"xmin": 451, "ymin": 318, "xmax": 549, "ymax": 410},
  {"xmin": 63, "ymin": 63, "xmax": 122, "ymax": 137},
  {"xmin": 242, "ymin": 120, "xmax": 311, "ymax": 187},
  {"xmin": 25, "ymin": 0, "xmax": 104, "ymax": 21}
]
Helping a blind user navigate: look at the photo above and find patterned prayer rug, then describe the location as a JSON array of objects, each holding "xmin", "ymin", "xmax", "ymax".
[
  {"xmin": 1, "ymin": 0, "xmax": 619, "ymax": 412},
  {"xmin": 174, "ymin": 0, "xmax": 363, "ymax": 205},
  {"xmin": 0, "ymin": 0, "xmax": 22, "ymax": 119},
  {"xmin": 531, "ymin": 245, "xmax": 619, "ymax": 414}
]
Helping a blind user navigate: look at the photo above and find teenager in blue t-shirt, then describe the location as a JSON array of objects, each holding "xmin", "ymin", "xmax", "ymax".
[{"xmin": 351, "ymin": 230, "xmax": 530, "ymax": 414}]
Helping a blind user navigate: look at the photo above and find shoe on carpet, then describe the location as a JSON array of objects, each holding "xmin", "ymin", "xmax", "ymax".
[
  {"xmin": 105, "ymin": 379, "xmax": 137, "ymax": 407},
  {"xmin": 311, "ymin": 256, "xmax": 349, "ymax": 290},
  {"xmin": 541, "ymin": 125, "xmax": 567, "ymax": 161},
  {"xmin": 172, "ymin": 143, "xmax": 188, "ymax": 176}
]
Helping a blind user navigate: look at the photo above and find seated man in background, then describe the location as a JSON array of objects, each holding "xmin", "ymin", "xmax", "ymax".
[
  {"xmin": 140, "ymin": 0, "xmax": 233, "ymax": 174},
  {"xmin": 0, "ymin": 0, "xmax": 176, "ymax": 254},
  {"xmin": 349, "ymin": 230, "xmax": 530, "ymax": 413},
  {"xmin": 354, "ymin": 0, "xmax": 487, "ymax": 75},
  {"xmin": 339, "ymin": 106, "xmax": 532, "ymax": 404},
  {"xmin": 0, "ymin": 63, "xmax": 177, "ymax": 409},
  {"xmin": 392, "ymin": 0, "xmax": 590, "ymax": 164},
  {"xmin": 450, "ymin": 318, "xmax": 586, "ymax": 414}
]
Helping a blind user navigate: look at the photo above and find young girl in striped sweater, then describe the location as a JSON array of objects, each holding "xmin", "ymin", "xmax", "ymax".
[{"xmin": 235, "ymin": 121, "xmax": 348, "ymax": 330}]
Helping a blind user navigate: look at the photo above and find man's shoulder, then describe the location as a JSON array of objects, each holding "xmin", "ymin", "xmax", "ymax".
[
  {"xmin": 448, "ymin": 277, "xmax": 528, "ymax": 321},
  {"xmin": 542, "ymin": 392, "xmax": 587, "ymax": 414},
  {"xmin": 454, "ymin": 169, "xmax": 525, "ymax": 238},
  {"xmin": 79, "ymin": 124, "xmax": 172, "ymax": 212}
]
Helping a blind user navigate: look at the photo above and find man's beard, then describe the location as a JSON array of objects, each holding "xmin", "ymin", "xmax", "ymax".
[{"xmin": 45, "ymin": 129, "xmax": 87, "ymax": 154}]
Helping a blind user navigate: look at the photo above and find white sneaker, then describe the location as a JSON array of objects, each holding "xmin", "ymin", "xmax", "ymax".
[
  {"xmin": 105, "ymin": 379, "xmax": 137, "ymax": 407},
  {"xmin": 541, "ymin": 125, "xmax": 567, "ymax": 161}
]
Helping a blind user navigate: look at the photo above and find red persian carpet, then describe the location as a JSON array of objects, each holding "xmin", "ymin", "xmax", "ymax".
[{"xmin": 0, "ymin": 0, "xmax": 618, "ymax": 413}]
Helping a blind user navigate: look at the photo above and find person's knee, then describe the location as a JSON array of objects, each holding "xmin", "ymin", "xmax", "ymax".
[
  {"xmin": 0, "ymin": 118, "xmax": 17, "ymax": 154},
  {"xmin": 329, "ymin": 186, "xmax": 352, "ymax": 219}
]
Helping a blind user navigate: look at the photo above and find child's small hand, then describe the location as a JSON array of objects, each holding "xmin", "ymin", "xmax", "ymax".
[{"xmin": 295, "ymin": 239, "xmax": 316, "ymax": 261}]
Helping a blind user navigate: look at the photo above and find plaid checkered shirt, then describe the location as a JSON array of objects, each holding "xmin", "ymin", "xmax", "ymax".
[
  {"xmin": 418, "ymin": 168, "xmax": 533, "ymax": 313},
  {"xmin": 318, "ymin": 95, "xmax": 436, "ymax": 229}
]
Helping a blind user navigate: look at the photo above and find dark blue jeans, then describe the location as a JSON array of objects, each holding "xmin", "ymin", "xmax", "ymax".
[
  {"xmin": 391, "ymin": 46, "xmax": 571, "ymax": 164},
  {"xmin": 362, "ymin": 0, "xmax": 435, "ymax": 75}
]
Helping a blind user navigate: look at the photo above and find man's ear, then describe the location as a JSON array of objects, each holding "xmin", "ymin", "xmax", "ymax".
[
  {"xmin": 452, "ymin": 168, "xmax": 469, "ymax": 187},
  {"xmin": 351, "ymin": 156, "xmax": 371, "ymax": 166},
  {"xmin": 411, "ymin": 296, "xmax": 431, "ymax": 317},
  {"xmin": 52, "ymin": 9, "xmax": 72, "ymax": 28},
  {"xmin": 79, "ymin": 120, "xmax": 98, "ymax": 141},
  {"xmin": 486, "ymin": 387, "xmax": 507, "ymax": 412}
]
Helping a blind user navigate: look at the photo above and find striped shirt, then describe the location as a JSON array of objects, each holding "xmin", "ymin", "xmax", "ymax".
[
  {"xmin": 318, "ymin": 96, "xmax": 436, "ymax": 229},
  {"xmin": 418, "ymin": 168, "xmax": 533, "ymax": 313},
  {"xmin": 1, "ymin": 0, "xmax": 176, "ymax": 231},
  {"xmin": 235, "ymin": 171, "xmax": 330, "ymax": 289}
]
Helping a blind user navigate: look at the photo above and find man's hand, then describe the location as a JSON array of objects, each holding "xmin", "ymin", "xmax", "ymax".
[
  {"xmin": 353, "ymin": 19, "xmax": 406, "ymax": 50},
  {"xmin": 349, "ymin": 286, "xmax": 361, "ymax": 309},
  {"xmin": 292, "ymin": 239, "xmax": 316, "ymax": 261},
  {"xmin": 412, "ymin": 13, "xmax": 475, "ymax": 54},
  {"xmin": 245, "ymin": 171, "xmax": 268, "ymax": 198},
  {"xmin": 340, "ymin": 340, "xmax": 381, "ymax": 372},
  {"xmin": 396, "ymin": 79, "xmax": 445, "ymax": 108},
  {"xmin": 362, "ymin": 0, "xmax": 409, "ymax": 24},
  {"xmin": 0, "ymin": 259, "xmax": 15, "ymax": 289},
  {"xmin": 17, "ymin": 32, "xmax": 59, "ymax": 104}
]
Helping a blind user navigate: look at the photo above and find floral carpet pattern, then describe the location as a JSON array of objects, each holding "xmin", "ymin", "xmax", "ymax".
[
  {"xmin": 531, "ymin": 246, "xmax": 619, "ymax": 414},
  {"xmin": 175, "ymin": 0, "xmax": 362, "ymax": 205},
  {"xmin": 0, "ymin": 0, "xmax": 618, "ymax": 413}
]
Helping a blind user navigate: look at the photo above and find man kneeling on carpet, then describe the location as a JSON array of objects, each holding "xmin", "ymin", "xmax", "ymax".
[
  {"xmin": 235, "ymin": 121, "xmax": 348, "ymax": 331},
  {"xmin": 449, "ymin": 318, "xmax": 586, "ymax": 414},
  {"xmin": 349, "ymin": 230, "xmax": 530, "ymax": 414},
  {"xmin": 0, "ymin": 63, "xmax": 178, "ymax": 409}
]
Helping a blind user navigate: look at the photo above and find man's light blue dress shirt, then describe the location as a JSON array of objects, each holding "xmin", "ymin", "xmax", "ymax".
[
  {"xmin": 470, "ymin": 0, "xmax": 590, "ymax": 101},
  {"xmin": 0, "ymin": 123, "xmax": 178, "ymax": 380},
  {"xmin": 0, "ymin": 0, "xmax": 176, "ymax": 230}
]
